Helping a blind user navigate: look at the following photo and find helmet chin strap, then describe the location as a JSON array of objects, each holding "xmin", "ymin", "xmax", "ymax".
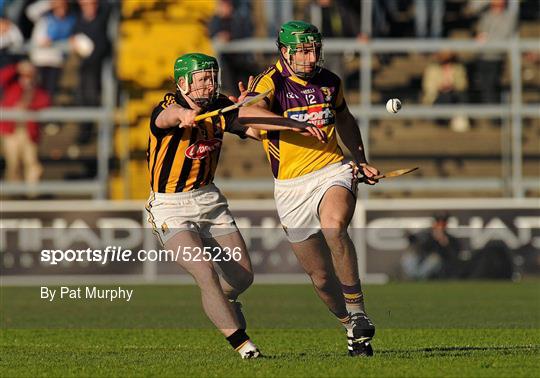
[
  {"xmin": 191, "ymin": 97, "xmax": 211, "ymax": 108},
  {"xmin": 177, "ymin": 81, "xmax": 212, "ymax": 109},
  {"xmin": 177, "ymin": 81, "xmax": 188, "ymax": 95}
]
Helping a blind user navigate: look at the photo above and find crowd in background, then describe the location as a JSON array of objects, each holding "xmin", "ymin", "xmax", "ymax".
[
  {"xmin": 1, "ymin": 0, "xmax": 111, "ymax": 105},
  {"xmin": 209, "ymin": 0, "xmax": 536, "ymax": 104},
  {"xmin": 1, "ymin": 0, "xmax": 538, "ymax": 186},
  {"xmin": 1, "ymin": 0, "xmax": 111, "ymax": 186},
  {"xmin": 207, "ymin": 0, "xmax": 535, "ymax": 41}
]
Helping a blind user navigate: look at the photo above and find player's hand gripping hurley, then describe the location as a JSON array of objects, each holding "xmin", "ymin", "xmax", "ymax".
[{"xmin": 352, "ymin": 164, "xmax": 419, "ymax": 184}]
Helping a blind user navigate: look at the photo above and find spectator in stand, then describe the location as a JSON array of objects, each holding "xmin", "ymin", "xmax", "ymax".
[
  {"xmin": 422, "ymin": 51, "xmax": 470, "ymax": 131},
  {"xmin": 26, "ymin": 0, "xmax": 76, "ymax": 98},
  {"xmin": 372, "ymin": 0, "xmax": 401, "ymax": 38},
  {"xmin": 264, "ymin": 0, "xmax": 293, "ymax": 37},
  {"xmin": 401, "ymin": 212, "xmax": 462, "ymax": 280},
  {"xmin": 464, "ymin": 0, "xmax": 491, "ymax": 18},
  {"xmin": 0, "ymin": 16, "xmax": 24, "ymax": 67},
  {"xmin": 0, "ymin": 60, "xmax": 50, "ymax": 185},
  {"xmin": 415, "ymin": 0, "xmax": 445, "ymax": 38},
  {"xmin": 305, "ymin": 0, "xmax": 342, "ymax": 38},
  {"xmin": 70, "ymin": 0, "xmax": 110, "ymax": 144},
  {"xmin": 474, "ymin": 0, "xmax": 517, "ymax": 103},
  {"xmin": 0, "ymin": 16, "xmax": 23, "ymax": 50},
  {"xmin": 15, "ymin": 0, "xmax": 39, "ymax": 40},
  {"xmin": 422, "ymin": 51, "xmax": 469, "ymax": 105},
  {"xmin": 304, "ymin": 0, "xmax": 368, "ymax": 40},
  {"xmin": 303, "ymin": 0, "xmax": 367, "ymax": 76},
  {"xmin": 2, "ymin": 0, "xmax": 26, "ymax": 25},
  {"xmin": 209, "ymin": 0, "xmax": 256, "ymax": 93},
  {"xmin": 304, "ymin": 0, "xmax": 378, "ymax": 85}
]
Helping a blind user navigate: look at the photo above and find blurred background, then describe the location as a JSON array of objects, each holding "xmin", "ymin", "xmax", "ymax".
[{"xmin": 1, "ymin": 0, "xmax": 539, "ymax": 284}]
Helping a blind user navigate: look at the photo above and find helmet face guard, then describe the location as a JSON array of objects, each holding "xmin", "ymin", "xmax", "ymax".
[
  {"xmin": 174, "ymin": 53, "xmax": 220, "ymax": 108},
  {"xmin": 283, "ymin": 42, "xmax": 323, "ymax": 80},
  {"xmin": 278, "ymin": 21, "xmax": 323, "ymax": 80},
  {"xmin": 183, "ymin": 68, "xmax": 219, "ymax": 108}
]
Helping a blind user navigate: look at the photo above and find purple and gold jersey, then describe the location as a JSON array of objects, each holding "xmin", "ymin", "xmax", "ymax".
[{"xmin": 248, "ymin": 58, "xmax": 347, "ymax": 179}]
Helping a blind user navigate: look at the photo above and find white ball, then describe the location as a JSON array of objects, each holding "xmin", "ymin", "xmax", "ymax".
[
  {"xmin": 73, "ymin": 33, "xmax": 94, "ymax": 58},
  {"xmin": 386, "ymin": 98, "xmax": 401, "ymax": 114}
]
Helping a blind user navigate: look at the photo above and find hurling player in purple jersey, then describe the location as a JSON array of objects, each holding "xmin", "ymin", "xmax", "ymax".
[{"xmin": 245, "ymin": 21, "xmax": 381, "ymax": 356}]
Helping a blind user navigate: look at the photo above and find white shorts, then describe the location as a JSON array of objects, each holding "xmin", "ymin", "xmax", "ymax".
[
  {"xmin": 145, "ymin": 184, "xmax": 237, "ymax": 245},
  {"xmin": 274, "ymin": 162, "xmax": 358, "ymax": 243}
]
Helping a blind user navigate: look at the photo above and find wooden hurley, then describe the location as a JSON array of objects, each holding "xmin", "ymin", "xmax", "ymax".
[
  {"xmin": 194, "ymin": 90, "xmax": 271, "ymax": 121},
  {"xmin": 372, "ymin": 167, "xmax": 419, "ymax": 180}
]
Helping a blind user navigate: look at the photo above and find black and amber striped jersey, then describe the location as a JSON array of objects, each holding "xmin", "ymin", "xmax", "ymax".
[{"xmin": 147, "ymin": 93, "xmax": 246, "ymax": 193}]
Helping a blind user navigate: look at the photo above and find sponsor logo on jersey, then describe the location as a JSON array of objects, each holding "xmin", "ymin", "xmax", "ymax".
[
  {"xmin": 286, "ymin": 92, "xmax": 300, "ymax": 99},
  {"xmin": 320, "ymin": 86, "xmax": 333, "ymax": 102},
  {"xmin": 185, "ymin": 138, "xmax": 222, "ymax": 159},
  {"xmin": 284, "ymin": 103, "xmax": 335, "ymax": 128}
]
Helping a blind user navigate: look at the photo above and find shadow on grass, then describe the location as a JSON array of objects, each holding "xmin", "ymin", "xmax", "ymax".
[
  {"xmin": 262, "ymin": 345, "xmax": 540, "ymax": 360},
  {"xmin": 379, "ymin": 345, "xmax": 540, "ymax": 358}
]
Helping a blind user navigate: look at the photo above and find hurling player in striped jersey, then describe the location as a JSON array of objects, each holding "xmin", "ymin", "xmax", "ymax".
[
  {"xmin": 146, "ymin": 53, "xmax": 325, "ymax": 359},
  {"xmin": 244, "ymin": 21, "xmax": 381, "ymax": 356}
]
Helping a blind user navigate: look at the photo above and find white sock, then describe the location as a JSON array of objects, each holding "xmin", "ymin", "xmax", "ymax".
[
  {"xmin": 237, "ymin": 340, "xmax": 260, "ymax": 359},
  {"xmin": 346, "ymin": 302, "xmax": 366, "ymax": 315}
]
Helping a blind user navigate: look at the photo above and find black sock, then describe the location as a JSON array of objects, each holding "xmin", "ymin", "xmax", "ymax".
[{"xmin": 226, "ymin": 329, "xmax": 249, "ymax": 350}]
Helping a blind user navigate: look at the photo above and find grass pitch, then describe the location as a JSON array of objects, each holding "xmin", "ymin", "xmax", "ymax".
[{"xmin": 1, "ymin": 281, "xmax": 539, "ymax": 377}]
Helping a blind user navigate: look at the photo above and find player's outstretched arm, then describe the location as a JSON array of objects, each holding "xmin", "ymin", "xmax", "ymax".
[
  {"xmin": 230, "ymin": 77, "xmax": 325, "ymax": 142},
  {"xmin": 155, "ymin": 104, "xmax": 198, "ymax": 129},
  {"xmin": 335, "ymin": 106, "xmax": 379, "ymax": 184},
  {"xmin": 238, "ymin": 106, "xmax": 327, "ymax": 142}
]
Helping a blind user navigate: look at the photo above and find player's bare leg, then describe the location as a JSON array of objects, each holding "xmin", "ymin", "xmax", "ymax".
[
  {"xmin": 166, "ymin": 230, "xmax": 239, "ymax": 334},
  {"xmin": 204, "ymin": 231, "xmax": 254, "ymax": 300},
  {"xmin": 290, "ymin": 234, "xmax": 351, "ymax": 327},
  {"xmin": 319, "ymin": 186, "xmax": 363, "ymax": 304},
  {"xmin": 204, "ymin": 231, "xmax": 254, "ymax": 329},
  {"xmin": 319, "ymin": 185, "xmax": 375, "ymax": 356},
  {"xmin": 166, "ymin": 230, "xmax": 260, "ymax": 358}
]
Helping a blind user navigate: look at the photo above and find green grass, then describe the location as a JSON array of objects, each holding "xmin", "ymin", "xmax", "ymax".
[{"xmin": 1, "ymin": 281, "xmax": 539, "ymax": 377}]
